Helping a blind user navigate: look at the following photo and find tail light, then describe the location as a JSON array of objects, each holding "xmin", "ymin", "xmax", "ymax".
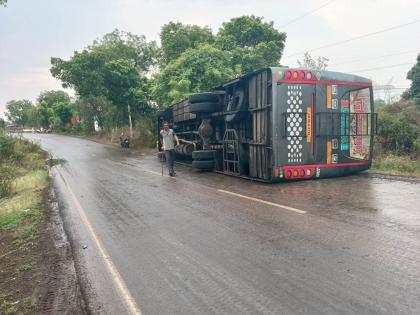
[
  {"xmin": 299, "ymin": 71, "xmax": 305, "ymax": 80},
  {"xmin": 276, "ymin": 167, "xmax": 316, "ymax": 180},
  {"xmin": 274, "ymin": 69, "xmax": 316, "ymax": 82}
]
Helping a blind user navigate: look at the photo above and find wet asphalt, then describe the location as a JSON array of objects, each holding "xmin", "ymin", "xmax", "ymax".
[{"xmin": 25, "ymin": 134, "xmax": 420, "ymax": 315}]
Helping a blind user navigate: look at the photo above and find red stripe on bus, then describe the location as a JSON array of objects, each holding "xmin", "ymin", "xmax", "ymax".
[
  {"xmin": 279, "ymin": 161, "xmax": 369, "ymax": 170},
  {"xmin": 311, "ymin": 94, "xmax": 315, "ymax": 157},
  {"xmin": 277, "ymin": 80, "xmax": 372, "ymax": 87}
]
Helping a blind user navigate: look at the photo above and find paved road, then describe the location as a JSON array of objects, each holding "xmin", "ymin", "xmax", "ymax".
[{"xmin": 26, "ymin": 134, "xmax": 420, "ymax": 315}]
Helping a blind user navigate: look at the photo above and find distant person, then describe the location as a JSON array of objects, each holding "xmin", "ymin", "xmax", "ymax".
[
  {"xmin": 160, "ymin": 121, "xmax": 179, "ymax": 176},
  {"xmin": 119, "ymin": 132, "xmax": 130, "ymax": 148}
]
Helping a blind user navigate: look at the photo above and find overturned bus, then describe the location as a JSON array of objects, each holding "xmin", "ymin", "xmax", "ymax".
[{"xmin": 157, "ymin": 67, "xmax": 376, "ymax": 182}]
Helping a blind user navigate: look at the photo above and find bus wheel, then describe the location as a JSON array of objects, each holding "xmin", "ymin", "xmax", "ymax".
[
  {"xmin": 189, "ymin": 92, "xmax": 220, "ymax": 103},
  {"xmin": 225, "ymin": 89, "xmax": 244, "ymax": 122},
  {"xmin": 192, "ymin": 159, "xmax": 214, "ymax": 170},
  {"xmin": 190, "ymin": 102, "xmax": 220, "ymax": 114},
  {"xmin": 192, "ymin": 150, "xmax": 216, "ymax": 161}
]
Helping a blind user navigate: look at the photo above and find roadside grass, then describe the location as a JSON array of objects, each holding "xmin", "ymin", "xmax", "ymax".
[
  {"xmin": 0, "ymin": 297, "xmax": 39, "ymax": 315},
  {"xmin": 372, "ymin": 154, "xmax": 420, "ymax": 177},
  {"xmin": 0, "ymin": 133, "xmax": 49, "ymax": 314},
  {"xmin": 22, "ymin": 297, "xmax": 39, "ymax": 312},
  {"xmin": 0, "ymin": 137, "xmax": 47, "ymax": 241},
  {"xmin": 16, "ymin": 262, "xmax": 34, "ymax": 272},
  {"xmin": 0, "ymin": 170, "xmax": 47, "ymax": 229}
]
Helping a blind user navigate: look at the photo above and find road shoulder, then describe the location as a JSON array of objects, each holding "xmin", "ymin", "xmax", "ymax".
[{"xmin": 0, "ymin": 185, "xmax": 86, "ymax": 314}]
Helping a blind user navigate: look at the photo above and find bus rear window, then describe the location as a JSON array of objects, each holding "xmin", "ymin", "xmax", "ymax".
[{"xmin": 349, "ymin": 88, "xmax": 371, "ymax": 160}]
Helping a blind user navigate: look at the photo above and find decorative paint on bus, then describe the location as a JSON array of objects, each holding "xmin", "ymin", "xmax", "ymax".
[
  {"xmin": 341, "ymin": 99, "xmax": 349, "ymax": 151},
  {"xmin": 349, "ymin": 88, "xmax": 371, "ymax": 160},
  {"xmin": 285, "ymin": 85, "xmax": 304, "ymax": 164}
]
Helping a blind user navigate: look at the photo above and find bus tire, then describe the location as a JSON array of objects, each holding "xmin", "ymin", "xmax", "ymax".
[
  {"xmin": 192, "ymin": 160, "xmax": 214, "ymax": 170},
  {"xmin": 189, "ymin": 102, "xmax": 219, "ymax": 114},
  {"xmin": 189, "ymin": 92, "xmax": 220, "ymax": 103},
  {"xmin": 226, "ymin": 89, "xmax": 245, "ymax": 123},
  {"xmin": 192, "ymin": 150, "xmax": 216, "ymax": 161}
]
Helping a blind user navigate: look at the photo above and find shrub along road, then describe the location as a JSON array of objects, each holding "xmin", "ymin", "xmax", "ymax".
[
  {"xmin": 25, "ymin": 133, "xmax": 420, "ymax": 315},
  {"xmin": 0, "ymin": 134, "xmax": 83, "ymax": 314}
]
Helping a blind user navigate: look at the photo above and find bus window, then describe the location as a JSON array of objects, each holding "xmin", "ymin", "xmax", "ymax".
[{"xmin": 349, "ymin": 88, "xmax": 371, "ymax": 160}]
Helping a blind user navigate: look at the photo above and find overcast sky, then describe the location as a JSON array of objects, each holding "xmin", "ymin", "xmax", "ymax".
[{"xmin": 1, "ymin": 0, "xmax": 419, "ymax": 118}]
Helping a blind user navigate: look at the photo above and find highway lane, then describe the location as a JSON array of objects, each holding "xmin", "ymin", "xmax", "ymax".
[{"xmin": 26, "ymin": 134, "xmax": 420, "ymax": 314}]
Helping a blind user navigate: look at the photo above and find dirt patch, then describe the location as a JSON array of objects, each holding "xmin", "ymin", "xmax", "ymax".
[{"xmin": 0, "ymin": 187, "xmax": 85, "ymax": 314}]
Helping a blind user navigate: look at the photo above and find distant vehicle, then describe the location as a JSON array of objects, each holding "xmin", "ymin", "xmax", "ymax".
[
  {"xmin": 37, "ymin": 127, "xmax": 51, "ymax": 134},
  {"xmin": 157, "ymin": 67, "xmax": 376, "ymax": 182},
  {"xmin": 119, "ymin": 134, "xmax": 130, "ymax": 148}
]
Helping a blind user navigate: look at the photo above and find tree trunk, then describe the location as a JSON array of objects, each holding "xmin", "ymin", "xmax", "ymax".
[{"xmin": 128, "ymin": 104, "xmax": 133, "ymax": 139}]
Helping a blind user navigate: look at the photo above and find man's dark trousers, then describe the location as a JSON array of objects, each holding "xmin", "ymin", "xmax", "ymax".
[{"xmin": 164, "ymin": 149, "xmax": 175, "ymax": 175}]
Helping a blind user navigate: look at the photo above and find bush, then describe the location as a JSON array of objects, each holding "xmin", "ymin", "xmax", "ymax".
[
  {"xmin": 11, "ymin": 150, "xmax": 25, "ymax": 163},
  {"xmin": 133, "ymin": 117, "xmax": 156, "ymax": 147},
  {"xmin": 0, "ymin": 165, "xmax": 16, "ymax": 198},
  {"xmin": 376, "ymin": 100, "xmax": 420, "ymax": 155},
  {"xmin": 0, "ymin": 132, "xmax": 15, "ymax": 161}
]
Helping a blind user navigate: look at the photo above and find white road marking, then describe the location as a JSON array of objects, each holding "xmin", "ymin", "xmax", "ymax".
[
  {"xmin": 60, "ymin": 173, "xmax": 142, "ymax": 315},
  {"xmin": 217, "ymin": 189, "xmax": 307, "ymax": 214},
  {"xmin": 146, "ymin": 168, "xmax": 305, "ymax": 214}
]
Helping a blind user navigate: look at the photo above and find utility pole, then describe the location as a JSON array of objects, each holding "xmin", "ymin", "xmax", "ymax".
[{"xmin": 128, "ymin": 104, "xmax": 133, "ymax": 139}]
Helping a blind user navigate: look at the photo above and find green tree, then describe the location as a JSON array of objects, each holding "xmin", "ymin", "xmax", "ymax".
[
  {"xmin": 103, "ymin": 60, "xmax": 146, "ymax": 108},
  {"xmin": 402, "ymin": 53, "xmax": 420, "ymax": 105},
  {"xmin": 153, "ymin": 44, "xmax": 238, "ymax": 106},
  {"xmin": 72, "ymin": 96, "xmax": 108, "ymax": 132},
  {"xmin": 50, "ymin": 30, "xmax": 157, "ymax": 131},
  {"xmin": 51, "ymin": 30, "xmax": 158, "ymax": 98},
  {"xmin": 0, "ymin": 117, "xmax": 5, "ymax": 129},
  {"xmin": 53, "ymin": 102, "xmax": 73, "ymax": 126},
  {"xmin": 154, "ymin": 16, "xmax": 286, "ymax": 106},
  {"xmin": 37, "ymin": 90, "xmax": 70, "ymax": 107},
  {"xmin": 5, "ymin": 100, "xmax": 34, "ymax": 127},
  {"xmin": 35, "ymin": 101, "xmax": 54, "ymax": 127},
  {"xmin": 103, "ymin": 59, "xmax": 151, "ymax": 133},
  {"xmin": 297, "ymin": 52, "xmax": 329, "ymax": 70},
  {"xmin": 216, "ymin": 15, "xmax": 286, "ymax": 73},
  {"xmin": 25, "ymin": 90, "xmax": 72, "ymax": 128},
  {"xmin": 51, "ymin": 50, "xmax": 107, "ymax": 98},
  {"xmin": 90, "ymin": 29, "xmax": 159, "ymax": 73},
  {"xmin": 27, "ymin": 106, "xmax": 40, "ymax": 127},
  {"xmin": 160, "ymin": 22, "xmax": 214, "ymax": 65}
]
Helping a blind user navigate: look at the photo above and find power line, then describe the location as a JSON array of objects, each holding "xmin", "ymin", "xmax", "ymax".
[
  {"xmin": 373, "ymin": 87, "xmax": 409, "ymax": 90},
  {"xmin": 284, "ymin": 19, "xmax": 420, "ymax": 58},
  {"xmin": 352, "ymin": 62, "xmax": 413, "ymax": 73},
  {"xmin": 278, "ymin": 0, "xmax": 338, "ymax": 28},
  {"xmin": 329, "ymin": 49, "xmax": 420, "ymax": 66}
]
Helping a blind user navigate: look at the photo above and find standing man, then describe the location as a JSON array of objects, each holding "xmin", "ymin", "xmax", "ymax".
[{"xmin": 160, "ymin": 121, "xmax": 180, "ymax": 176}]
